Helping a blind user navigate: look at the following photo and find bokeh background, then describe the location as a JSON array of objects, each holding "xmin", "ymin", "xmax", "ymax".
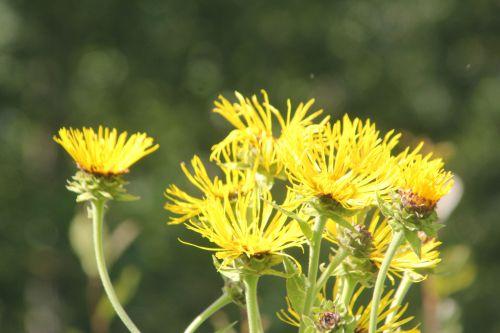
[{"xmin": 0, "ymin": 0, "xmax": 499, "ymax": 332}]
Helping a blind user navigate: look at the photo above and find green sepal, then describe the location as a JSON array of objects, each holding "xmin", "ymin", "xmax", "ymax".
[
  {"xmin": 67, "ymin": 170, "xmax": 139, "ymax": 202},
  {"xmin": 323, "ymin": 211, "xmax": 356, "ymax": 232},
  {"xmin": 403, "ymin": 229, "xmax": 422, "ymax": 258}
]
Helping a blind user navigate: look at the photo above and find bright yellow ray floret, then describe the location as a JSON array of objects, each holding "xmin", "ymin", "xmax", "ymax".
[
  {"xmin": 211, "ymin": 90, "xmax": 327, "ymax": 178},
  {"xmin": 54, "ymin": 126, "xmax": 159, "ymax": 176},
  {"xmin": 277, "ymin": 287, "xmax": 419, "ymax": 332},
  {"xmin": 281, "ymin": 114, "xmax": 400, "ymax": 210},
  {"xmin": 180, "ymin": 189, "xmax": 306, "ymax": 269},
  {"xmin": 164, "ymin": 155, "xmax": 255, "ymax": 224},
  {"xmin": 325, "ymin": 210, "xmax": 441, "ymax": 281},
  {"xmin": 397, "ymin": 149, "xmax": 454, "ymax": 209}
]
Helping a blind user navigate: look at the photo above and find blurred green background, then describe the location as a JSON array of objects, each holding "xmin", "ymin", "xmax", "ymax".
[{"xmin": 0, "ymin": 0, "xmax": 498, "ymax": 332}]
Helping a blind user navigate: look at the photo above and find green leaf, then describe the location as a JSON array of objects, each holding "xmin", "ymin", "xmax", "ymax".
[
  {"xmin": 263, "ymin": 198, "xmax": 313, "ymax": 239},
  {"xmin": 324, "ymin": 212, "xmax": 356, "ymax": 232},
  {"xmin": 284, "ymin": 257, "xmax": 307, "ymax": 314},
  {"xmin": 214, "ymin": 321, "xmax": 238, "ymax": 333},
  {"xmin": 404, "ymin": 229, "xmax": 422, "ymax": 258}
]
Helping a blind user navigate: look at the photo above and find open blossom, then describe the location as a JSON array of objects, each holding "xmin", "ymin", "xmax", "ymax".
[
  {"xmin": 180, "ymin": 189, "xmax": 307, "ymax": 269},
  {"xmin": 54, "ymin": 126, "xmax": 159, "ymax": 176},
  {"xmin": 164, "ymin": 155, "xmax": 255, "ymax": 224},
  {"xmin": 396, "ymin": 149, "xmax": 454, "ymax": 212},
  {"xmin": 280, "ymin": 115, "xmax": 400, "ymax": 211},
  {"xmin": 211, "ymin": 90, "xmax": 327, "ymax": 179}
]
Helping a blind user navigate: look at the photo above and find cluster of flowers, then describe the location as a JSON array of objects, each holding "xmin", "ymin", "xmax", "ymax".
[{"xmin": 54, "ymin": 90, "xmax": 453, "ymax": 333}]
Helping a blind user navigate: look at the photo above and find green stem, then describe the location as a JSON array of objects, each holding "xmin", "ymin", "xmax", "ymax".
[
  {"xmin": 384, "ymin": 272, "xmax": 413, "ymax": 327},
  {"xmin": 299, "ymin": 215, "xmax": 328, "ymax": 332},
  {"xmin": 184, "ymin": 293, "xmax": 232, "ymax": 333},
  {"xmin": 340, "ymin": 277, "xmax": 357, "ymax": 309},
  {"xmin": 243, "ymin": 274, "xmax": 263, "ymax": 333},
  {"xmin": 315, "ymin": 248, "xmax": 348, "ymax": 294},
  {"xmin": 368, "ymin": 230, "xmax": 404, "ymax": 333},
  {"xmin": 91, "ymin": 200, "xmax": 141, "ymax": 333}
]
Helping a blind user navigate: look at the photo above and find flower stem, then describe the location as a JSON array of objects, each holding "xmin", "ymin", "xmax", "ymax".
[
  {"xmin": 91, "ymin": 200, "xmax": 141, "ymax": 333},
  {"xmin": 384, "ymin": 272, "xmax": 413, "ymax": 327},
  {"xmin": 184, "ymin": 293, "xmax": 232, "ymax": 333},
  {"xmin": 340, "ymin": 277, "xmax": 357, "ymax": 309},
  {"xmin": 243, "ymin": 274, "xmax": 263, "ymax": 333},
  {"xmin": 315, "ymin": 248, "xmax": 348, "ymax": 294},
  {"xmin": 368, "ymin": 229, "xmax": 404, "ymax": 333},
  {"xmin": 299, "ymin": 215, "xmax": 328, "ymax": 332}
]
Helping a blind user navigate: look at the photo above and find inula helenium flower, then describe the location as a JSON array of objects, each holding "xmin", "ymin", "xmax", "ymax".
[
  {"xmin": 396, "ymin": 151, "xmax": 454, "ymax": 213},
  {"xmin": 164, "ymin": 155, "xmax": 255, "ymax": 224},
  {"xmin": 211, "ymin": 90, "xmax": 326, "ymax": 179},
  {"xmin": 180, "ymin": 189, "xmax": 306, "ymax": 270},
  {"xmin": 281, "ymin": 115, "xmax": 400, "ymax": 211},
  {"xmin": 54, "ymin": 126, "xmax": 159, "ymax": 176}
]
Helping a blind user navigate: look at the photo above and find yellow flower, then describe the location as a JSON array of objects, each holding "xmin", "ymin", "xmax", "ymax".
[
  {"xmin": 54, "ymin": 126, "xmax": 159, "ymax": 176},
  {"xmin": 211, "ymin": 90, "xmax": 326, "ymax": 178},
  {"xmin": 180, "ymin": 189, "xmax": 306, "ymax": 269},
  {"xmin": 397, "ymin": 150, "xmax": 454, "ymax": 211},
  {"xmin": 164, "ymin": 155, "xmax": 255, "ymax": 224},
  {"xmin": 325, "ymin": 210, "xmax": 441, "ymax": 281},
  {"xmin": 281, "ymin": 115, "xmax": 400, "ymax": 211},
  {"xmin": 351, "ymin": 289, "xmax": 419, "ymax": 333},
  {"xmin": 278, "ymin": 287, "xmax": 419, "ymax": 332}
]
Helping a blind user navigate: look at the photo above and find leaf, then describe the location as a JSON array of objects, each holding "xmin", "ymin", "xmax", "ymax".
[
  {"xmin": 214, "ymin": 321, "xmax": 238, "ymax": 333},
  {"xmin": 284, "ymin": 257, "xmax": 308, "ymax": 314},
  {"xmin": 324, "ymin": 212, "xmax": 356, "ymax": 232},
  {"xmin": 263, "ymin": 198, "xmax": 313, "ymax": 239},
  {"xmin": 404, "ymin": 229, "xmax": 422, "ymax": 258}
]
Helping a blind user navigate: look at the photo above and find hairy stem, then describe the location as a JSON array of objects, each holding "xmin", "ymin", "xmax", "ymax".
[
  {"xmin": 384, "ymin": 272, "xmax": 413, "ymax": 327},
  {"xmin": 340, "ymin": 277, "xmax": 357, "ymax": 309},
  {"xmin": 299, "ymin": 215, "xmax": 328, "ymax": 332},
  {"xmin": 91, "ymin": 200, "xmax": 141, "ymax": 333},
  {"xmin": 184, "ymin": 293, "xmax": 232, "ymax": 333},
  {"xmin": 243, "ymin": 274, "xmax": 263, "ymax": 333},
  {"xmin": 368, "ymin": 229, "xmax": 404, "ymax": 333}
]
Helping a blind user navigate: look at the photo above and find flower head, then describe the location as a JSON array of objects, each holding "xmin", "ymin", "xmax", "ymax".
[
  {"xmin": 164, "ymin": 155, "xmax": 255, "ymax": 224},
  {"xmin": 278, "ymin": 287, "xmax": 419, "ymax": 332},
  {"xmin": 326, "ymin": 210, "xmax": 441, "ymax": 282},
  {"xmin": 281, "ymin": 115, "xmax": 400, "ymax": 211},
  {"xmin": 211, "ymin": 90, "xmax": 326, "ymax": 179},
  {"xmin": 351, "ymin": 289, "xmax": 419, "ymax": 333},
  {"xmin": 396, "ymin": 150, "xmax": 454, "ymax": 213},
  {"xmin": 180, "ymin": 189, "xmax": 306, "ymax": 270},
  {"xmin": 54, "ymin": 126, "xmax": 159, "ymax": 176}
]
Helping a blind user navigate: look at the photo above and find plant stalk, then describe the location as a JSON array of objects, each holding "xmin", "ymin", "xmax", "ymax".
[
  {"xmin": 299, "ymin": 214, "xmax": 328, "ymax": 332},
  {"xmin": 184, "ymin": 293, "xmax": 232, "ymax": 333},
  {"xmin": 340, "ymin": 277, "xmax": 357, "ymax": 308},
  {"xmin": 384, "ymin": 272, "xmax": 413, "ymax": 327},
  {"xmin": 91, "ymin": 200, "xmax": 141, "ymax": 333},
  {"xmin": 368, "ymin": 229, "xmax": 404, "ymax": 333},
  {"xmin": 243, "ymin": 274, "xmax": 263, "ymax": 333},
  {"xmin": 315, "ymin": 248, "xmax": 348, "ymax": 294}
]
